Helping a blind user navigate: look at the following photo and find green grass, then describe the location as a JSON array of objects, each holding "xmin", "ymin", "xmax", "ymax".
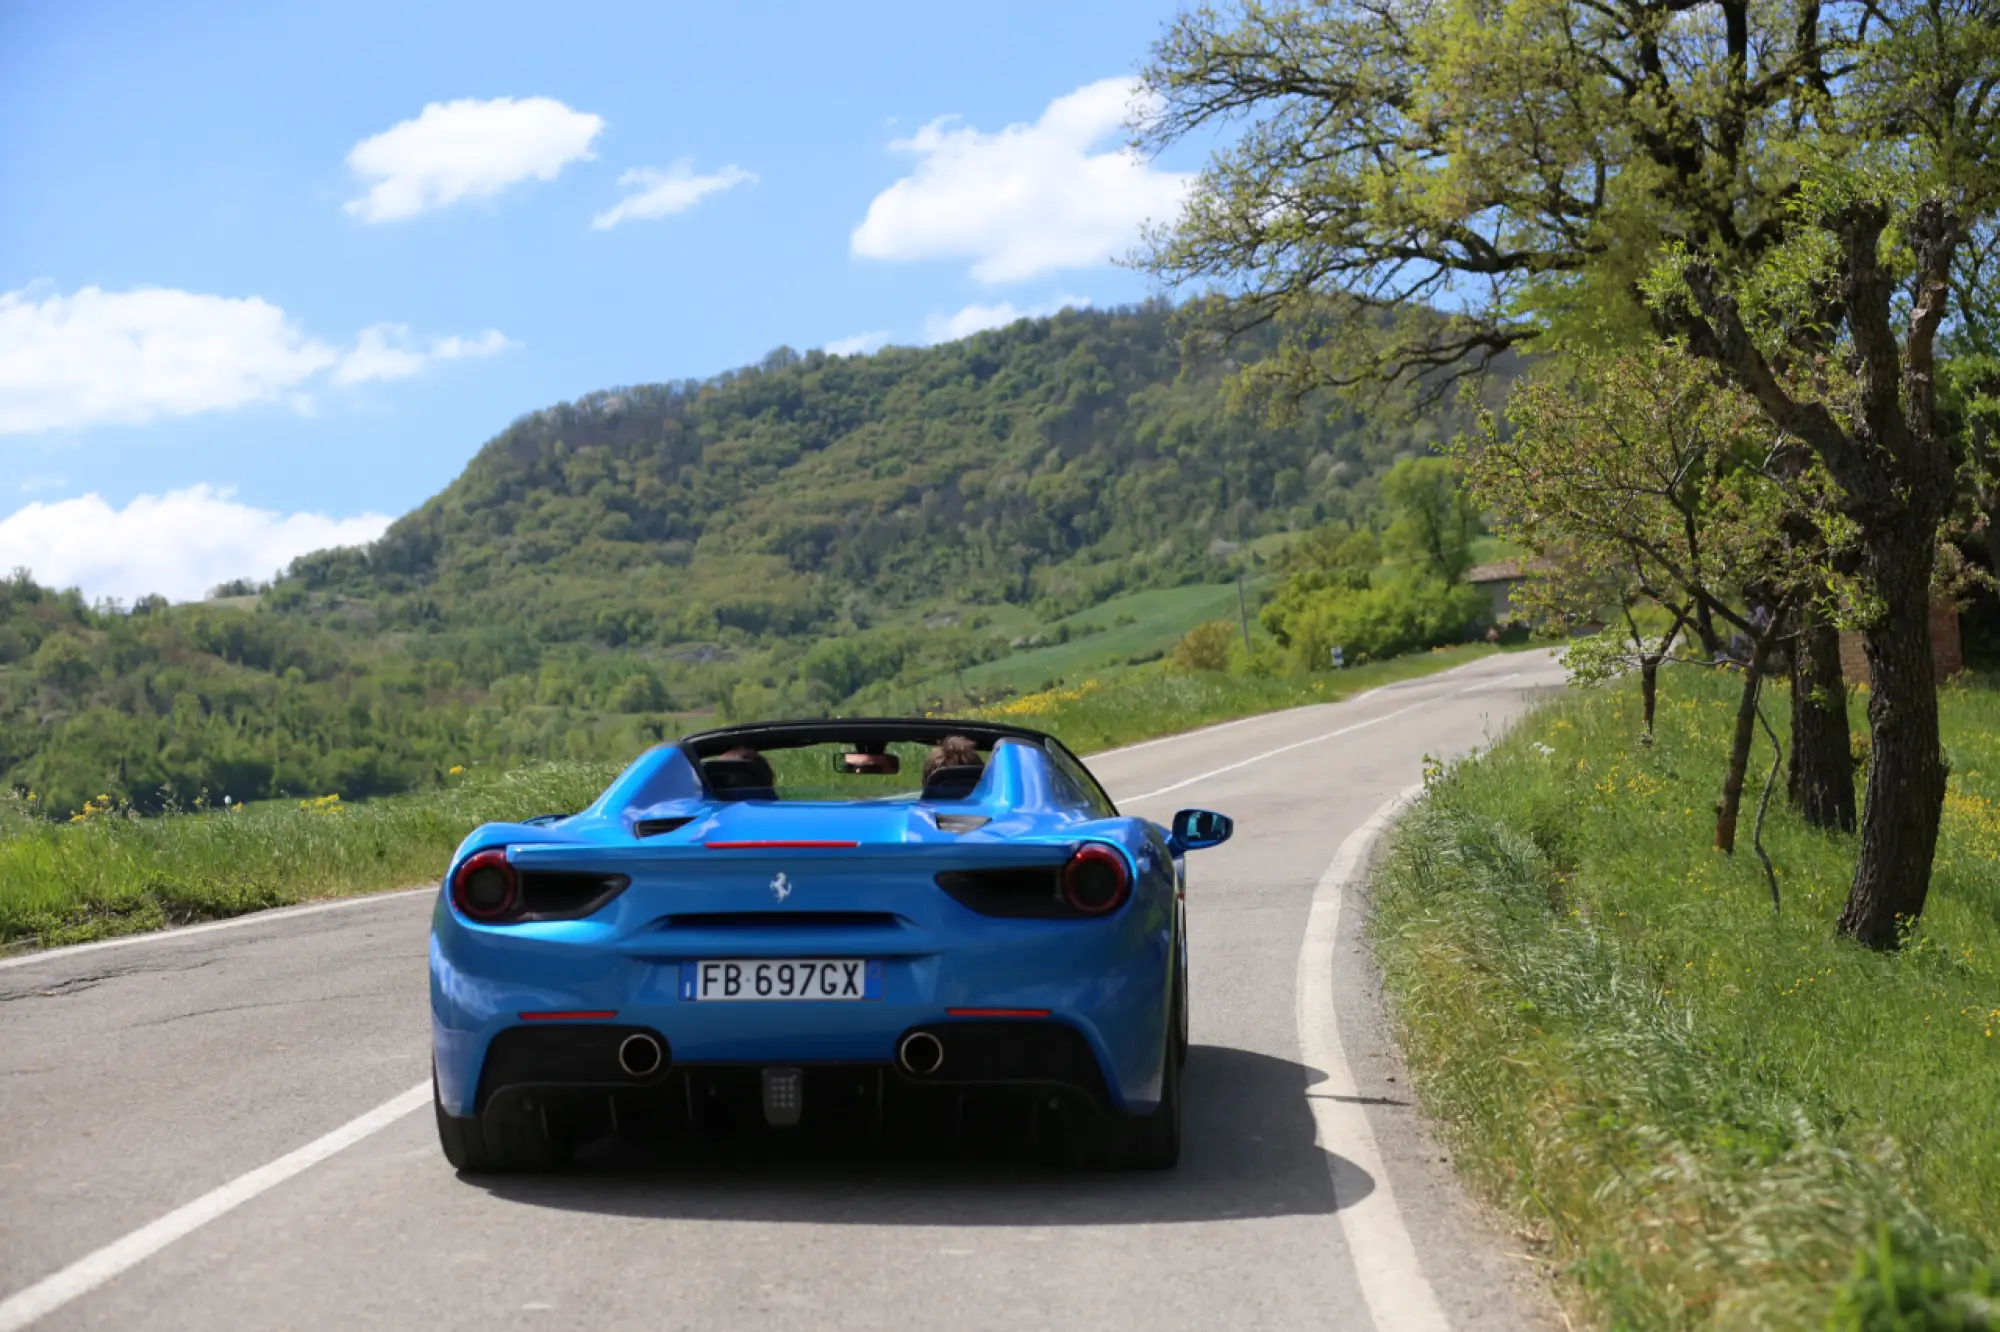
[
  {"xmin": 0, "ymin": 644, "xmax": 1498, "ymax": 951},
  {"xmin": 1372, "ymin": 667, "xmax": 2000, "ymax": 1329},
  {"xmin": 0, "ymin": 765, "xmax": 616, "ymax": 950}
]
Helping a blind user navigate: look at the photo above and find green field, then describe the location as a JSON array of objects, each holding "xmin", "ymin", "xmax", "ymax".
[
  {"xmin": 0, "ymin": 644, "xmax": 1497, "ymax": 952},
  {"xmin": 938, "ymin": 580, "xmax": 1274, "ymax": 694},
  {"xmin": 1372, "ymin": 667, "xmax": 2000, "ymax": 1328}
]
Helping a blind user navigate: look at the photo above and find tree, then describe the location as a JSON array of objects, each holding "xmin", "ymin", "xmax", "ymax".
[
  {"xmin": 1786, "ymin": 603, "xmax": 1857, "ymax": 832},
  {"xmin": 1460, "ymin": 345, "xmax": 1840, "ymax": 853},
  {"xmin": 1275, "ymin": 522, "xmax": 1380, "ymax": 589},
  {"xmin": 1382, "ymin": 458, "xmax": 1481, "ymax": 583},
  {"xmin": 1945, "ymin": 220, "xmax": 2000, "ymax": 581},
  {"xmin": 1510, "ymin": 545, "xmax": 1691, "ymax": 739},
  {"xmin": 1140, "ymin": 0, "xmax": 2000, "ymax": 945},
  {"xmin": 1653, "ymin": 192, "xmax": 1968, "ymax": 945},
  {"xmin": 609, "ymin": 672, "xmax": 669, "ymax": 714}
]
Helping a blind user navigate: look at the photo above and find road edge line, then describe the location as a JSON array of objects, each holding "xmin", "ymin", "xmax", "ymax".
[
  {"xmin": 0, "ymin": 1080, "xmax": 431, "ymax": 1331},
  {"xmin": 1298, "ymin": 783, "xmax": 1453, "ymax": 1332},
  {"xmin": 1118, "ymin": 666, "xmax": 1530, "ymax": 806},
  {"xmin": 1084, "ymin": 649, "xmax": 1516, "ymax": 763},
  {"xmin": 1117, "ymin": 702, "xmax": 1424, "ymax": 804}
]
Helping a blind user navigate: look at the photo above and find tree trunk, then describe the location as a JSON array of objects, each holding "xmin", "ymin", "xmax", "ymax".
[
  {"xmin": 1986, "ymin": 494, "xmax": 2000, "ymax": 588},
  {"xmin": 1714, "ymin": 654, "xmax": 1763, "ymax": 854},
  {"xmin": 1787, "ymin": 610, "xmax": 1856, "ymax": 832},
  {"xmin": 1837, "ymin": 543, "xmax": 1949, "ymax": 949},
  {"xmin": 1641, "ymin": 657, "xmax": 1660, "ymax": 735},
  {"xmin": 1694, "ymin": 601, "xmax": 1723, "ymax": 660}
]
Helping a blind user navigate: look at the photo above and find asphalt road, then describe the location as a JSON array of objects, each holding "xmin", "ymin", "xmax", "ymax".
[{"xmin": 1, "ymin": 649, "xmax": 1568, "ymax": 1331}]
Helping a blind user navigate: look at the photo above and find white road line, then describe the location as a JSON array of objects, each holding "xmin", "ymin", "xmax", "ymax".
[
  {"xmin": 1115, "ymin": 703, "xmax": 1424, "ymax": 804},
  {"xmin": 1452, "ymin": 670, "xmax": 1523, "ymax": 692},
  {"xmin": 1299, "ymin": 784, "xmax": 1451, "ymax": 1332},
  {"xmin": 0, "ymin": 1081, "xmax": 431, "ymax": 1332},
  {"xmin": 0, "ymin": 888, "xmax": 433, "ymax": 972},
  {"xmin": 1115, "ymin": 670, "xmax": 1519, "ymax": 805},
  {"xmin": 1084, "ymin": 652, "xmax": 1520, "ymax": 764}
]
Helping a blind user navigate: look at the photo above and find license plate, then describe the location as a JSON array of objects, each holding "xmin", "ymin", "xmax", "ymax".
[{"xmin": 679, "ymin": 959, "xmax": 882, "ymax": 1002}]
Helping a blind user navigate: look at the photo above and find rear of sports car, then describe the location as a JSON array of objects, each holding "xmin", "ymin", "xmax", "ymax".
[{"xmin": 428, "ymin": 803, "xmax": 1182, "ymax": 1172}]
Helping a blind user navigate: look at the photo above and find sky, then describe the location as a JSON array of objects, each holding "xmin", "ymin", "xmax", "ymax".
[{"xmin": 0, "ymin": 0, "xmax": 1207, "ymax": 603}]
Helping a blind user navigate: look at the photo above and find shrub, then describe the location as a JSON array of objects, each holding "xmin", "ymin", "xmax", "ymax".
[
  {"xmin": 1170, "ymin": 619, "xmax": 1235, "ymax": 672},
  {"xmin": 1276, "ymin": 578, "xmax": 1484, "ymax": 668}
]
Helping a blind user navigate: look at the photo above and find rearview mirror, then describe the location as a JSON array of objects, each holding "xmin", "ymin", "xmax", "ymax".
[
  {"xmin": 835, "ymin": 751, "xmax": 900, "ymax": 775},
  {"xmin": 1171, "ymin": 808, "xmax": 1233, "ymax": 852}
]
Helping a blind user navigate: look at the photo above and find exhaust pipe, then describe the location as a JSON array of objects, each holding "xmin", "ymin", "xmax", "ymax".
[
  {"xmin": 617, "ymin": 1032, "xmax": 664, "ymax": 1078},
  {"xmin": 897, "ymin": 1030, "xmax": 945, "ymax": 1077}
]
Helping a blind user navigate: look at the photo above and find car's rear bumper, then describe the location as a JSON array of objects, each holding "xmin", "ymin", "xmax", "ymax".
[
  {"xmin": 462, "ymin": 1016, "xmax": 1113, "ymax": 1113},
  {"xmin": 428, "ymin": 903, "xmax": 1169, "ymax": 1118}
]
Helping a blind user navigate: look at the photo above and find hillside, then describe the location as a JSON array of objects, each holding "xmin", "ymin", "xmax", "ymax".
[
  {"xmin": 1, "ymin": 303, "xmax": 1501, "ymax": 816},
  {"xmin": 279, "ymin": 302, "xmax": 1471, "ymax": 633}
]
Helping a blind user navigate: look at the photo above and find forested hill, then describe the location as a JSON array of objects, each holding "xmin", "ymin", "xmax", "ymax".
[
  {"xmin": 3, "ymin": 303, "xmax": 1501, "ymax": 815},
  {"xmin": 280, "ymin": 302, "xmax": 1477, "ymax": 640}
]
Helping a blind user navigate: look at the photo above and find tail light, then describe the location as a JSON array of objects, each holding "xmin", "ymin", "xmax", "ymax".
[
  {"xmin": 451, "ymin": 851, "xmax": 629, "ymax": 924},
  {"xmin": 452, "ymin": 849, "xmax": 518, "ymax": 921},
  {"xmin": 1061, "ymin": 844, "xmax": 1131, "ymax": 915}
]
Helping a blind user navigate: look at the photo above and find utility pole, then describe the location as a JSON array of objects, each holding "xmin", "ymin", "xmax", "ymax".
[{"xmin": 1235, "ymin": 571, "xmax": 1251, "ymax": 652}]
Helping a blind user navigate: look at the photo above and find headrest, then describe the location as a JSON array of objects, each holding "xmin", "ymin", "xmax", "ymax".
[
  {"xmin": 704, "ymin": 757, "xmax": 776, "ymax": 801},
  {"xmin": 921, "ymin": 763, "xmax": 986, "ymax": 802}
]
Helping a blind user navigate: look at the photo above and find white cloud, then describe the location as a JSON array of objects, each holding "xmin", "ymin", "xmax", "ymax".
[
  {"xmin": 823, "ymin": 330, "xmax": 892, "ymax": 356},
  {"xmin": 344, "ymin": 96, "xmax": 603, "ymax": 223},
  {"xmin": 591, "ymin": 160, "xmax": 756, "ymax": 230},
  {"xmin": 0, "ymin": 485, "xmax": 391, "ymax": 604},
  {"xmin": 18, "ymin": 475, "xmax": 69, "ymax": 494},
  {"xmin": 334, "ymin": 324, "xmax": 515, "ymax": 385},
  {"xmin": 0, "ymin": 286, "xmax": 339, "ymax": 433},
  {"xmin": 852, "ymin": 77, "xmax": 1193, "ymax": 283},
  {"xmin": 0, "ymin": 285, "xmax": 514, "ymax": 433},
  {"xmin": 923, "ymin": 295, "xmax": 1089, "ymax": 344}
]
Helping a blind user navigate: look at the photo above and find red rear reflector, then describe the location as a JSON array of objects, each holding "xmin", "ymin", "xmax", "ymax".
[
  {"xmin": 519, "ymin": 1010, "xmax": 618, "ymax": 1021},
  {"xmin": 703, "ymin": 840, "xmax": 860, "ymax": 849},
  {"xmin": 946, "ymin": 1008, "xmax": 1052, "ymax": 1018}
]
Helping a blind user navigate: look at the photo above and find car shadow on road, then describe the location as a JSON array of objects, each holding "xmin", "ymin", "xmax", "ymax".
[{"xmin": 470, "ymin": 1043, "xmax": 1372, "ymax": 1226}]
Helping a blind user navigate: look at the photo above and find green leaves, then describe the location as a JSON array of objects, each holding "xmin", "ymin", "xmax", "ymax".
[
  {"xmin": 1383, "ymin": 456, "xmax": 1483, "ymax": 585},
  {"xmin": 1458, "ymin": 343, "xmax": 1844, "ymax": 655}
]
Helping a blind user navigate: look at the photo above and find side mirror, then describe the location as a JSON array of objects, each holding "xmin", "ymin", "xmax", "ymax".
[{"xmin": 1170, "ymin": 808, "xmax": 1233, "ymax": 853}]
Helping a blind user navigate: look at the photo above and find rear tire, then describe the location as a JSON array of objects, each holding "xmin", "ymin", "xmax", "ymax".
[
  {"xmin": 1107, "ymin": 985, "xmax": 1183, "ymax": 1171},
  {"xmin": 1173, "ymin": 903, "xmax": 1190, "ymax": 1067},
  {"xmin": 434, "ymin": 1066, "xmax": 565, "ymax": 1174},
  {"xmin": 434, "ymin": 1066, "xmax": 493, "ymax": 1172},
  {"xmin": 1174, "ymin": 955, "xmax": 1190, "ymax": 1066}
]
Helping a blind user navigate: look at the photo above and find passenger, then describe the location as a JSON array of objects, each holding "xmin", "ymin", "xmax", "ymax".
[{"xmin": 922, "ymin": 735, "xmax": 983, "ymax": 786}]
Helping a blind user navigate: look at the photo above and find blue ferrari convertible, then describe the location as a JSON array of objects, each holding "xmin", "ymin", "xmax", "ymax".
[{"xmin": 429, "ymin": 718, "xmax": 1232, "ymax": 1172}]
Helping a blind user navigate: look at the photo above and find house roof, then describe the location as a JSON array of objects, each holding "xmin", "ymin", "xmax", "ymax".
[{"xmin": 1464, "ymin": 558, "xmax": 1559, "ymax": 584}]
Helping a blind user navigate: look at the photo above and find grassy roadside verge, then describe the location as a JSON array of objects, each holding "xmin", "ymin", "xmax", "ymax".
[
  {"xmin": 1371, "ymin": 667, "xmax": 2000, "ymax": 1329},
  {"xmin": 0, "ymin": 644, "xmax": 1502, "ymax": 951},
  {"xmin": 0, "ymin": 764, "xmax": 618, "ymax": 950}
]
